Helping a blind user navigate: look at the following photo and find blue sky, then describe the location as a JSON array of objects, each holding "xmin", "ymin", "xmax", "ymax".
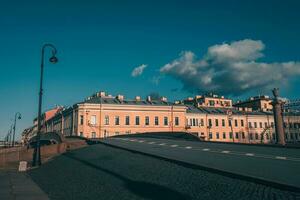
[{"xmin": 1, "ymin": 0, "xmax": 300, "ymax": 139}]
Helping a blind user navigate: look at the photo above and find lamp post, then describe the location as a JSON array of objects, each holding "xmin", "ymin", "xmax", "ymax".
[
  {"xmin": 32, "ymin": 44, "xmax": 58, "ymax": 167},
  {"xmin": 12, "ymin": 112, "xmax": 22, "ymax": 147}
]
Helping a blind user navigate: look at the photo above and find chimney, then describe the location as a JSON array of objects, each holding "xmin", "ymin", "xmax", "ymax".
[
  {"xmin": 135, "ymin": 96, "xmax": 141, "ymax": 101},
  {"xmin": 107, "ymin": 94, "xmax": 113, "ymax": 98},
  {"xmin": 96, "ymin": 91, "xmax": 106, "ymax": 97},
  {"xmin": 116, "ymin": 94, "xmax": 124, "ymax": 101},
  {"xmin": 161, "ymin": 97, "xmax": 168, "ymax": 102},
  {"xmin": 147, "ymin": 96, "xmax": 151, "ymax": 102}
]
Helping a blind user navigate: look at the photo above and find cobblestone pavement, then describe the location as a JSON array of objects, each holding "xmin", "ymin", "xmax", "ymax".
[{"xmin": 28, "ymin": 144, "xmax": 300, "ymax": 200}]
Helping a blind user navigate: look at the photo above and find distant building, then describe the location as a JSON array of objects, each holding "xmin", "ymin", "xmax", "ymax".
[
  {"xmin": 233, "ymin": 95, "xmax": 273, "ymax": 112},
  {"xmin": 183, "ymin": 93, "xmax": 232, "ymax": 108},
  {"xmin": 21, "ymin": 106, "xmax": 63, "ymax": 144}
]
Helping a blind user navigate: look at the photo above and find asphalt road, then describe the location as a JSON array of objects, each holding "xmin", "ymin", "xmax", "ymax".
[
  {"xmin": 28, "ymin": 141, "xmax": 300, "ymax": 200},
  {"xmin": 103, "ymin": 136, "xmax": 300, "ymax": 189}
]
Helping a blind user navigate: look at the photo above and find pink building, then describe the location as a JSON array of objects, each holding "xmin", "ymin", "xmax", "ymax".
[
  {"xmin": 46, "ymin": 92, "xmax": 187, "ymax": 138},
  {"xmin": 30, "ymin": 91, "xmax": 300, "ymax": 144}
]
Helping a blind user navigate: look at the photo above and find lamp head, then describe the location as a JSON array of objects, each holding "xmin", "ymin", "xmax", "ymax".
[{"xmin": 49, "ymin": 56, "xmax": 58, "ymax": 64}]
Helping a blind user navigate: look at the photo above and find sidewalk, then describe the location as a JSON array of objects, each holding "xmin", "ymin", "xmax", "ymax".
[{"xmin": 0, "ymin": 170, "xmax": 49, "ymax": 200}]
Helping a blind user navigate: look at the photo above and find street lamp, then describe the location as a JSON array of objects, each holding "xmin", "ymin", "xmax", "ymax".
[
  {"xmin": 32, "ymin": 44, "xmax": 58, "ymax": 167},
  {"xmin": 12, "ymin": 112, "xmax": 22, "ymax": 147}
]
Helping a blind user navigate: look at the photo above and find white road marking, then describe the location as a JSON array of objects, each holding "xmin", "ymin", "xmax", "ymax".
[
  {"xmin": 245, "ymin": 153, "xmax": 255, "ymax": 156},
  {"xmin": 275, "ymin": 156, "xmax": 287, "ymax": 160},
  {"xmin": 159, "ymin": 143, "xmax": 166, "ymax": 146},
  {"xmin": 130, "ymin": 139, "xmax": 136, "ymax": 142},
  {"xmin": 171, "ymin": 145, "xmax": 178, "ymax": 147},
  {"xmin": 138, "ymin": 140, "xmax": 145, "ymax": 143},
  {"xmin": 185, "ymin": 146, "xmax": 192, "ymax": 149},
  {"xmin": 221, "ymin": 150, "xmax": 230, "ymax": 154},
  {"xmin": 148, "ymin": 142, "xmax": 155, "ymax": 144},
  {"xmin": 202, "ymin": 148, "xmax": 210, "ymax": 151}
]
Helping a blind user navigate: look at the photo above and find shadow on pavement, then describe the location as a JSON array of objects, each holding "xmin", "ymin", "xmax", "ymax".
[{"xmin": 64, "ymin": 152, "xmax": 190, "ymax": 200}]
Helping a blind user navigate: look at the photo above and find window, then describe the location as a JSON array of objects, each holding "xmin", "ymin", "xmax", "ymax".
[
  {"xmin": 80, "ymin": 132, "xmax": 83, "ymax": 137},
  {"xmin": 228, "ymin": 120, "xmax": 232, "ymax": 127},
  {"xmin": 259, "ymin": 122, "xmax": 263, "ymax": 128},
  {"xmin": 209, "ymin": 132, "xmax": 213, "ymax": 139},
  {"xmin": 135, "ymin": 116, "xmax": 140, "ymax": 125},
  {"xmin": 271, "ymin": 122, "xmax": 274, "ymax": 128},
  {"xmin": 90, "ymin": 115, "xmax": 96, "ymax": 125},
  {"xmin": 175, "ymin": 117, "xmax": 179, "ymax": 126},
  {"xmin": 145, "ymin": 116, "xmax": 150, "ymax": 125},
  {"xmin": 265, "ymin": 122, "xmax": 268, "ymax": 128},
  {"xmin": 125, "ymin": 116, "xmax": 130, "ymax": 125},
  {"xmin": 215, "ymin": 119, "xmax": 219, "ymax": 127},
  {"xmin": 193, "ymin": 118, "xmax": 196, "ymax": 126},
  {"xmin": 208, "ymin": 119, "xmax": 212, "ymax": 127},
  {"xmin": 200, "ymin": 119, "xmax": 204, "ymax": 126},
  {"xmin": 164, "ymin": 117, "xmax": 168, "ymax": 126},
  {"xmin": 115, "ymin": 116, "xmax": 120, "ymax": 125},
  {"xmin": 235, "ymin": 132, "xmax": 239, "ymax": 139},
  {"xmin": 254, "ymin": 122, "xmax": 257, "ymax": 128},
  {"xmin": 80, "ymin": 115, "xmax": 84, "ymax": 125},
  {"xmin": 255, "ymin": 133, "xmax": 258, "ymax": 140},
  {"xmin": 155, "ymin": 117, "xmax": 159, "ymax": 126},
  {"xmin": 105, "ymin": 115, "xmax": 109, "ymax": 125},
  {"xmin": 234, "ymin": 119, "xmax": 238, "ymax": 127},
  {"xmin": 223, "ymin": 132, "xmax": 226, "ymax": 139},
  {"xmin": 248, "ymin": 122, "xmax": 252, "ymax": 128},
  {"xmin": 222, "ymin": 119, "xmax": 225, "ymax": 127},
  {"xmin": 241, "ymin": 132, "xmax": 245, "ymax": 139},
  {"xmin": 229, "ymin": 132, "xmax": 233, "ymax": 139},
  {"xmin": 241, "ymin": 120, "xmax": 244, "ymax": 127},
  {"xmin": 250, "ymin": 133, "xmax": 253, "ymax": 140},
  {"xmin": 91, "ymin": 132, "xmax": 96, "ymax": 138},
  {"xmin": 216, "ymin": 132, "xmax": 219, "ymax": 139}
]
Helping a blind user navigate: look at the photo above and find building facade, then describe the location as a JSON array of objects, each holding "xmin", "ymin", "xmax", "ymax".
[
  {"xmin": 45, "ymin": 92, "xmax": 187, "ymax": 138},
  {"xmin": 24, "ymin": 91, "xmax": 300, "ymax": 144}
]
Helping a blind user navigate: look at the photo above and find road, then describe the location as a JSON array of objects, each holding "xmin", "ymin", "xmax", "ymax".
[
  {"xmin": 102, "ymin": 136, "xmax": 300, "ymax": 190},
  {"xmin": 28, "ymin": 137, "xmax": 300, "ymax": 200}
]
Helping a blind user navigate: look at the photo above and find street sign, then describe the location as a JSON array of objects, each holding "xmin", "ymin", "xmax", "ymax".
[{"xmin": 18, "ymin": 161, "xmax": 27, "ymax": 172}]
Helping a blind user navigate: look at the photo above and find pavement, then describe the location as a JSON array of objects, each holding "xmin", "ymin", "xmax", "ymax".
[
  {"xmin": 0, "ymin": 170, "xmax": 49, "ymax": 200},
  {"xmin": 28, "ymin": 141, "xmax": 300, "ymax": 200},
  {"xmin": 102, "ymin": 136, "xmax": 300, "ymax": 190}
]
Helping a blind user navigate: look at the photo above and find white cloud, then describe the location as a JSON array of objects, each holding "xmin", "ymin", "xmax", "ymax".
[
  {"xmin": 131, "ymin": 64, "xmax": 147, "ymax": 77},
  {"xmin": 160, "ymin": 39, "xmax": 300, "ymax": 96}
]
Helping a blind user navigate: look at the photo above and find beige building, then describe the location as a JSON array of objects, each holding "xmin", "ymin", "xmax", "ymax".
[
  {"xmin": 24, "ymin": 91, "xmax": 300, "ymax": 145},
  {"xmin": 46, "ymin": 92, "xmax": 186, "ymax": 138},
  {"xmin": 234, "ymin": 95, "xmax": 273, "ymax": 111},
  {"xmin": 185, "ymin": 95, "xmax": 300, "ymax": 144}
]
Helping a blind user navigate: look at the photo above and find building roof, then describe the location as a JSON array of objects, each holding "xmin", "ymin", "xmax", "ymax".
[
  {"xmin": 80, "ymin": 96, "xmax": 183, "ymax": 107},
  {"xmin": 186, "ymin": 105, "xmax": 272, "ymax": 116}
]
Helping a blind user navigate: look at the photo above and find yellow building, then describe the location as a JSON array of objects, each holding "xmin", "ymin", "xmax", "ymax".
[
  {"xmin": 46, "ymin": 92, "xmax": 186, "ymax": 138},
  {"xmin": 37, "ymin": 92, "xmax": 300, "ymax": 144}
]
